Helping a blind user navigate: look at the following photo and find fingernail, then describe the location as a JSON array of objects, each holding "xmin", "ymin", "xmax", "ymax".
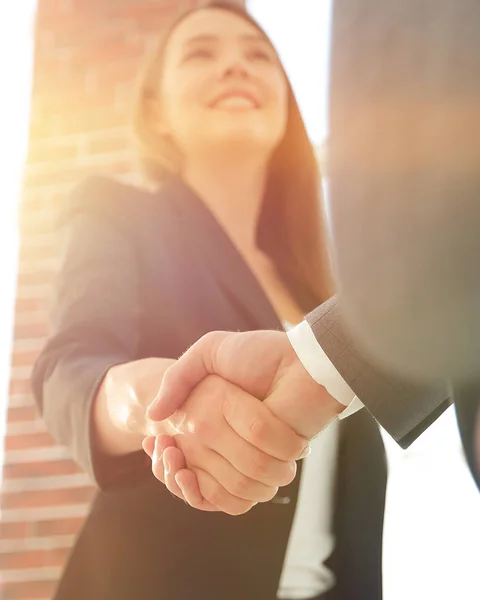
[
  {"xmin": 176, "ymin": 477, "xmax": 185, "ymax": 495},
  {"xmin": 299, "ymin": 445, "xmax": 312, "ymax": 460},
  {"xmin": 163, "ymin": 456, "xmax": 171, "ymax": 475}
]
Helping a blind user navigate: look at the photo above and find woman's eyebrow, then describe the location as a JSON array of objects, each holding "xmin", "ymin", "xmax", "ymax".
[
  {"xmin": 184, "ymin": 34, "xmax": 218, "ymax": 46},
  {"xmin": 184, "ymin": 33, "xmax": 269, "ymax": 46}
]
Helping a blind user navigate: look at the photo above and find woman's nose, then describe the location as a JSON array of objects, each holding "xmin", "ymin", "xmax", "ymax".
[{"xmin": 219, "ymin": 54, "xmax": 250, "ymax": 80}]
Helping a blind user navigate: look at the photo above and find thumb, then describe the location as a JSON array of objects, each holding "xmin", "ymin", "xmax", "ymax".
[
  {"xmin": 141, "ymin": 436, "xmax": 155, "ymax": 457},
  {"xmin": 147, "ymin": 331, "xmax": 229, "ymax": 421}
]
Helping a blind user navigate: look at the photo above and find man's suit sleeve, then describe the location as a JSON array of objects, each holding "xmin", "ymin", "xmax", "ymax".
[
  {"xmin": 453, "ymin": 383, "xmax": 480, "ymax": 489},
  {"xmin": 303, "ymin": 296, "xmax": 451, "ymax": 449}
]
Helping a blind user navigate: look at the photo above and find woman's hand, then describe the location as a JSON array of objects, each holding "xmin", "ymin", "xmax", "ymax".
[
  {"xmin": 143, "ymin": 374, "xmax": 308, "ymax": 515},
  {"xmin": 92, "ymin": 357, "xmax": 177, "ymax": 459}
]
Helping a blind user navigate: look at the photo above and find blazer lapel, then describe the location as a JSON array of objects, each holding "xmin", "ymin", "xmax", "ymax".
[{"xmin": 161, "ymin": 176, "xmax": 282, "ymax": 332}]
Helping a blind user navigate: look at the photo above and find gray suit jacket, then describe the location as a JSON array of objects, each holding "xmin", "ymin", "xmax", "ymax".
[
  {"xmin": 322, "ymin": 0, "xmax": 479, "ymax": 475},
  {"xmin": 307, "ymin": 296, "xmax": 451, "ymax": 448},
  {"xmin": 327, "ymin": 0, "xmax": 480, "ymax": 381}
]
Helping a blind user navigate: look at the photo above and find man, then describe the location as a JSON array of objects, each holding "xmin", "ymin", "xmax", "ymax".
[
  {"xmin": 147, "ymin": 0, "xmax": 479, "ymax": 490},
  {"xmin": 326, "ymin": 0, "xmax": 480, "ymax": 384},
  {"xmin": 324, "ymin": 0, "xmax": 480, "ymax": 485}
]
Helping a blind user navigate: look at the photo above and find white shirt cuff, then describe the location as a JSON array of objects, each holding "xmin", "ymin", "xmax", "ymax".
[{"xmin": 287, "ymin": 320, "xmax": 364, "ymax": 420}]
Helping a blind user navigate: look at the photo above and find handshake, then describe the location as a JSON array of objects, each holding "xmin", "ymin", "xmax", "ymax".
[{"xmin": 139, "ymin": 330, "xmax": 343, "ymax": 515}]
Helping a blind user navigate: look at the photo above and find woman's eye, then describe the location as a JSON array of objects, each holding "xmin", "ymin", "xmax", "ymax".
[
  {"xmin": 184, "ymin": 49, "xmax": 213, "ymax": 61},
  {"xmin": 249, "ymin": 49, "xmax": 274, "ymax": 62}
]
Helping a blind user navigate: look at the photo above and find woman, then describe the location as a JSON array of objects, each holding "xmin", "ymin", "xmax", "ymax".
[{"xmin": 31, "ymin": 3, "xmax": 387, "ymax": 599}]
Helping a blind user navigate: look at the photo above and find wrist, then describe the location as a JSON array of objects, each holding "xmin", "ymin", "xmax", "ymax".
[
  {"xmin": 270, "ymin": 360, "xmax": 343, "ymax": 439},
  {"xmin": 105, "ymin": 358, "xmax": 176, "ymax": 436}
]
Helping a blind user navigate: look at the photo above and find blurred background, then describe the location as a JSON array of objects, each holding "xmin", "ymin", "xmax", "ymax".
[{"xmin": 0, "ymin": 1, "xmax": 478, "ymax": 599}]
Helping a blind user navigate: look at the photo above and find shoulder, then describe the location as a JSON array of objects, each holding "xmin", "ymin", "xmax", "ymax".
[{"xmin": 60, "ymin": 175, "xmax": 162, "ymax": 234}]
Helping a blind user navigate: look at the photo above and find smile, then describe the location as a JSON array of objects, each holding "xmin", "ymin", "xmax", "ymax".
[{"xmin": 209, "ymin": 91, "xmax": 260, "ymax": 110}]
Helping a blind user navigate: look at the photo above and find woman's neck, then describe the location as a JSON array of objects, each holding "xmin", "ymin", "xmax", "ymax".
[{"xmin": 182, "ymin": 156, "xmax": 268, "ymax": 254}]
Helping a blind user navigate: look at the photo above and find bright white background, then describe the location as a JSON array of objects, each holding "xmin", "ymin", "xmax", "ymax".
[
  {"xmin": 0, "ymin": 3, "xmax": 36, "ymax": 480},
  {"xmin": 0, "ymin": 2, "xmax": 478, "ymax": 598}
]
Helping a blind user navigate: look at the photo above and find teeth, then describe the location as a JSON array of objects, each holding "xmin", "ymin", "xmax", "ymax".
[{"xmin": 214, "ymin": 97, "xmax": 256, "ymax": 109}]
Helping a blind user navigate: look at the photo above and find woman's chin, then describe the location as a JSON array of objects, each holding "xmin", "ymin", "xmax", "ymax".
[{"xmin": 201, "ymin": 127, "xmax": 278, "ymax": 157}]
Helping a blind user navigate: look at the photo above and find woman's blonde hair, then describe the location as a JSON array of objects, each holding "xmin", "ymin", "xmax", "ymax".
[{"xmin": 132, "ymin": 0, "xmax": 334, "ymax": 312}]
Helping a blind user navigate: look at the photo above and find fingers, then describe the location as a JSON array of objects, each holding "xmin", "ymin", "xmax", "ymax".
[
  {"xmin": 147, "ymin": 329, "xmax": 292, "ymax": 423},
  {"xmin": 150, "ymin": 429, "xmax": 275, "ymax": 511},
  {"xmin": 145, "ymin": 436, "xmax": 218, "ymax": 512},
  {"xmin": 162, "ymin": 446, "xmax": 187, "ymax": 500},
  {"xmin": 222, "ymin": 386, "xmax": 309, "ymax": 462},
  {"xmin": 148, "ymin": 331, "xmax": 230, "ymax": 421},
  {"xmin": 174, "ymin": 469, "xmax": 218, "ymax": 512},
  {"xmin": 193, "ymin": 468, "xmax": 256, "ymax": 516},
  {"xmin": 180, "ymin": 425, "xmax": 297, "ymax": 488},
  {"xmin": 142, "ymin": 435, "xmax": 156, "ymax": 457},
  {"xmin": 186, "ymin": 446, "xmax": 278, "ymax": 503},
  {"xmin": 167, "ymin": 377, "xmax": 298, "ymax": 488},
  {"xmin": 148, "ymin": 435, "xmax": 177, "ymax": 487}
]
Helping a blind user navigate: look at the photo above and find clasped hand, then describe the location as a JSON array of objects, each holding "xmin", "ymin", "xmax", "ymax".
[
  {"xmin": 143, "ymin": 330, "xmax": 342, "ymax": 515},
  {"xmin": 144, "ymin": 373, "xmax": 307, "ymax": 515}
]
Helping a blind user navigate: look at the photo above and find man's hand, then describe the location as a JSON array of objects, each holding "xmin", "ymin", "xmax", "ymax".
[
  {"xmin": 148, "ymin": 330, "xmax": 343, "ymax": 439},
  {"xmin": 143, "ymin": 374, "xmax": 308, "ymax": 515},
  {"xmin": 145, "ymin": 330, "xmax": 343, "ymax": 512}
]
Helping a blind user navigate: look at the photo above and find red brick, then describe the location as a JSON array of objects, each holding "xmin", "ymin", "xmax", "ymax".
[
  {"xmin": 28, "ymin": 112, "xmax": 62, "ymax": 140},
  {"xmin": 48, "ymin": 22, "xmax": 113, "ymax": 52},
  {"xmin": 1, "ymin": 486, "xmax": 95, "ymax": 511},
  {"xmin": 27, "ymin": 139, "xmax": 80, "ymax": 164},
  {"xmin": 91, "ymin": 57, "xmax": 141, "ymax": 88},
  {"xmin": 6, "ymin": 405, "xmax": 41, "ymax": 424},
  {"xmin": 67, "ymin": 40, "xmax": 145, "ymax": 72},
  {"xmin": 23, "ymin": 163, "xmax": 99, "ymax": 190},
  {"xmin": 10, "ymin": 349, "xmax": 41, "ymax": 369},
  {"xmin": 3, "ymin": 460, "xmax": 81, "ymax": 480},
  {"xmin": 10, "ymin": 353, "xmax": 34, "ymax": 371},
  {"xmin": 35, "ymin": 87, "xmax": 118, "ymax": 120},
  {"xmin": 4, "ymin": 432, "xmax": 54, "ymax": 453},
  {"xmin": 19, "ymin": 244, "xmax": 56, "ymax": 264},
  {"xmin": 0, "ymin": 579, "xmax": 57, "ymax": 600},
  {"xmin": 35, "ymin": 8, "xmax": 92, "ymax": 34},
  {"xmin": 9, "ymin": 378, "xmax": 34, "ymax": 397},
  {"xmin": 9, "ymin": 0, "xmax": 206, "ymax": 594},
  {"xmin": 21, "ymin": 190, "xmax": 64, "ymax": 213},
  {"xmin": 17, "ymin": 269, "xmax": 56, "ymax": 287},
  {"xmin": 86, "ymin": 132, "xmax": 129, "ymax": 156},
  {"xmin": 13, "ymin": 321, "xmax": 49, "ymax": 342},
  {"xmin": 36, "ymin": 0, "xmax": 76, "ymax": 17},
  {"xmin": 114, "ymin": 3, "xmax": 177, "ymax": 22},
  {"xmin": 14, "ymin": 296, "xmax": 51, "ymax": 314},
  {"xmin": 32, "ymin": 516, "xmax": 85, "ymax": 538},
  {"xmin": 58, "ymin": 109, "xmax": 127, "ymax": 137},
  {"xmin": 0, "ymin": 521, "xmax": 29, "ymax": 540},
  {"xmin": 0, "ymin": 546, "xmax": 70, "ymax": 570}
]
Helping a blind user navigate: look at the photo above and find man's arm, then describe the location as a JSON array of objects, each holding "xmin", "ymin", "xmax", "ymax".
[
  {"xmin": 148, "ymin": 329, "xmax": 344, "ymax": 440},
  {"xmin": 326, "ymin": 0, "xmax": 480, "ymax": 381},
  {"xmin": 148, "ymin": 303, "xmax": 450, "ymax": 450},
  {"xmin": 453, "ymin": 383, "xmax": 480, "ymax": 488},
  {"xmin": 304, "ymin": 296, "xmax": 451, "ymax": 448}
]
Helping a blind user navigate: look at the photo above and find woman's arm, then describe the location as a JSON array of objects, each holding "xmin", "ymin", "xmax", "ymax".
[
  {"xmin": 92, "ymin": 357, "xmax": 175, "ymax": 458},
  {"xmin": 32, "ymin": 179, "xmax": 306, "ymax": 500},
  {"xmin": 31, "ymin": 180, "xmax": 170, "ymax": 490}
]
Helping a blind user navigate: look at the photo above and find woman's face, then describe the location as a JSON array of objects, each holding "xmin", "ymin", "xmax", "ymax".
[{"xmin": 157, "ymin": 8, "xmax": 289, "ymax": 163}]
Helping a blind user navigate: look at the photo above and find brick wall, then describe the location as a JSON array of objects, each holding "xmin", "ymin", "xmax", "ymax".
[{"xmin": 1, "ymin": 1, "xmax": 244, "ymax": 598}]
